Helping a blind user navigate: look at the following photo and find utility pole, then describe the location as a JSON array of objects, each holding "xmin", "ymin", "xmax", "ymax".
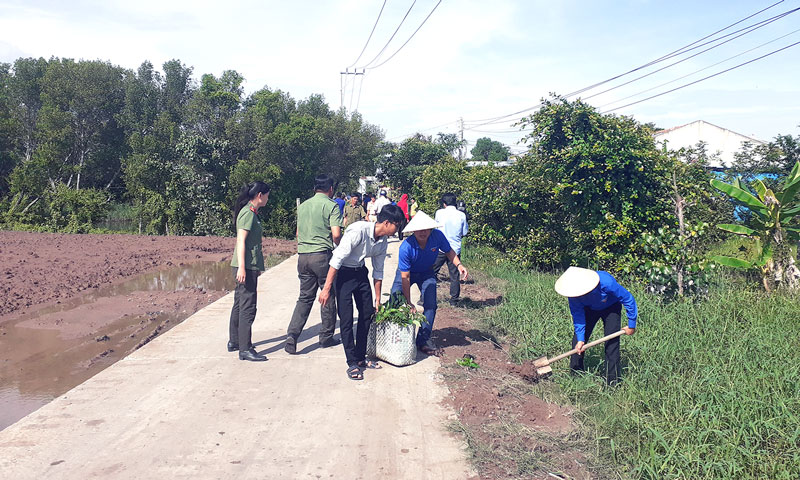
[
  {"xmin": 339, "ymin": 69, "xmax": 365, "ymax": 111},
  {"xmin": 458, "ymin": 117, "xmax": 464, "ymax": 161}
]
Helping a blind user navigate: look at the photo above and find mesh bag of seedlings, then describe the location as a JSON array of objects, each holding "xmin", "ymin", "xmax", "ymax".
[{"xmin": 367, "ymin": 292, "xmax": 425, "ymax": 366}]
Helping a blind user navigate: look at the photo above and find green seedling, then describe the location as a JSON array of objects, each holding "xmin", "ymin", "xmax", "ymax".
[
  {"xmin": 375, "ymin": 292, "xmax": 426, "ymax": 328},
  {"xmin": 457, "ymin": 354, "xmax": 479, "ymax": 369}
]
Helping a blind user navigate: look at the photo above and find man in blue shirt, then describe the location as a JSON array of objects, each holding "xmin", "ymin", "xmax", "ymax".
[
  {"xmin": 433, "ymin": 193, "xmax": 468, "ymax": 304},
  {"xmin": 391, "ymin": 211, "xmax": 468, "ymax": 356},
  {"xmin": 554, "ymin": 266, "xmax": 637, "ymax": 385}
]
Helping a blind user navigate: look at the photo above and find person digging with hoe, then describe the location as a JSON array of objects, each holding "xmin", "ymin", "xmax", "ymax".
[
  {"xmin": 554, "ymin": 267, "xmax": 637, "ymax": 385},
  {"xmin": 318, "ymin": 205, "xmax": 405, "ymax": 380},
  {"xmin": 391, "ymin": 211, "xmax": 468, "ymax": 356}
]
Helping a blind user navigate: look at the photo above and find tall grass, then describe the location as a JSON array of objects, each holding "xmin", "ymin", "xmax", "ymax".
[{"xmin": 464, "ymin": 246, "xmax": 800, "ymax": 479}]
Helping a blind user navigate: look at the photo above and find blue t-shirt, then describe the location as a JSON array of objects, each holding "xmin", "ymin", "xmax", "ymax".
[
  {"xmin": 397, "ymin": 229, "xmax": 452, "ymax": 273},
  {"xmin": 334, "ymin": 197, "xmax": 345, "ymax": 215},
  {"xmin": 568, "ymin": 271, "xmax": 638, "ymax": 342}
]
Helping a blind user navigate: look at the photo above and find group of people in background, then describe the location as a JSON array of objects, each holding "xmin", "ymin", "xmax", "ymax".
[{"xmin": 225, "ymin": 174, "xmax": 472, "ymax": 380}]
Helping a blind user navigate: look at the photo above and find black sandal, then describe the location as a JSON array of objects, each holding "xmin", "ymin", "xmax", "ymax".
[
  {"xmin": 358, "ymin": 360, "xmax": 382, "ymax": 370},
  {"xmin": 346, "ymin": 365, "xmax": 364, "ymax": 380}
]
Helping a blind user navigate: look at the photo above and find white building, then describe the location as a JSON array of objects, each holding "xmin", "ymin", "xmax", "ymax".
[{"xmin": 653, "ymin": 120, "xmax": 765, "ymax": 169}]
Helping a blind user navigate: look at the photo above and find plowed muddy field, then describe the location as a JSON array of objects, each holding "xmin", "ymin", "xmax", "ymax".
[{"xmin": 0, "ymin": 231, "xmax": 295, "ymax": 430}]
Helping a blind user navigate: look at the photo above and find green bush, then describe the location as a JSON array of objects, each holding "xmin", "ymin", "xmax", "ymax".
[{"xmin": 46, "ymin": 184, "xmax": 108, "ymax": 233}]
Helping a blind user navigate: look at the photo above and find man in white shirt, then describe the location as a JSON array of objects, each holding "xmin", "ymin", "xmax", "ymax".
[
  {"xmin": 433, "ymin": 193, "xmax": 469, "ymax": 304},
  {"xmin": 318, "ymin": 204, "xmax": 405, "ymax": 380},
  {"xmin": 374, "ymin": 189, "xmax": 391, "ymax": 215}
]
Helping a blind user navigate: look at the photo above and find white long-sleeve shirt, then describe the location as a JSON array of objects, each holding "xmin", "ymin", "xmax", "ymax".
[{"xmin": 329, "ymin": 221, "xmax": 388, "ymax": 280}]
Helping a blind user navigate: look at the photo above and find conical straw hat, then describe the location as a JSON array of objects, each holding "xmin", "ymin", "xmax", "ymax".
[
  {"xmin": 554, "ymin": 266, "xmax": 600, "ymax": 297},
  {"xmin": 402, "ymin": 210, "xmax": 441, "ymax": 233}
]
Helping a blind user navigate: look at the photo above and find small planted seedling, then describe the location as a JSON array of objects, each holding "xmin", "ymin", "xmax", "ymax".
[{"xmin": 456, "ymin": 354, "xmax": 479, "ymax": 369}]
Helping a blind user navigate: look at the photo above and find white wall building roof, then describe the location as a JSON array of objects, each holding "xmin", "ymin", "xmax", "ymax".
[{"xmin": 653, "ymin": 120, "xmax": 765, "ymax": 169}]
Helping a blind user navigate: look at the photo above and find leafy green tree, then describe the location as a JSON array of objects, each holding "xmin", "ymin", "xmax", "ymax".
[
  {"xmin": 379, "ymin": 133, "xmax": 454, "ymax": 193},
  {"xmin": 470, "ymin": 137, "xmax": 509, "ymax": 163},
  {"xmin": 711, "ymin": 162, "xmax": 800, "ymax": 291},
  {"xmin": 518, "ymin": 96, "xmax": 672, "ymax": 267}
]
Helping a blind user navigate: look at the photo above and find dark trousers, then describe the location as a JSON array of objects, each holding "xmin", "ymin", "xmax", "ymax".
[
  {"xmin": 336, "ymin": 266, "xmax": 374, "ymax": 366},
  {"xmin": 390, "ymin": 270, "xmax": 437, "ymax": 348},
  {"xmin": 570, "ymin": 303, "xmax": 622, "ymax": 385},
  {"xmin": 229, "ymin": 268, "xmax": 260, "ymax": 353},
  {"xmin": 432, "ymin": 252, "xmax": 460, "ymax": 300},
  {"xmin": 287, "ymin": 251, "xmax": 337, "ymax": 344}
]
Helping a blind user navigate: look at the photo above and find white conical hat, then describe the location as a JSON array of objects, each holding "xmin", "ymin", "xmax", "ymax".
[
  {"xmin": 402, "ymin": 210, "xmax": 441, "ymax": 233},
  {"xmin": 554, "ymin": 266, "xmax": 600, "ymax": 297}
]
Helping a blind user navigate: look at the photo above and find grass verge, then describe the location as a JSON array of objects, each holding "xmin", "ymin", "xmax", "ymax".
[{"xmin": 462, "ymin": 245, "xmax": 800, "ymax": 479}]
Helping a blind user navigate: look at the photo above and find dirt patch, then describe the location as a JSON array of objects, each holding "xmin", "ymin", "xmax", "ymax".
[
  {"xmin": 0, "ymin": 231, "xmax": 295, "ymax": 318},
  {"xmin": 431, "ymin": 277, "xmax": 600, "ymax": 479},
  {"xmin": 0, "ymin": 231, "xmax": 295, "ymax": 430}
]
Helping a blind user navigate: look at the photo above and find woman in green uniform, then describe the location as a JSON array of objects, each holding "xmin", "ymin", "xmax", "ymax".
[{"xmin": 229, "ymin": 181, "xmax": 271, "ymax": 362}]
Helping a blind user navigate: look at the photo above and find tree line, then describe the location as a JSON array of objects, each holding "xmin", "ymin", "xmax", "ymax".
[{"xmin": 0, "ymin": 57, "xmax": 384, "ymax": 237}]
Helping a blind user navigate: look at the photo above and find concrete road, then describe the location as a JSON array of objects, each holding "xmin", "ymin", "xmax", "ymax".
[{"xmin": 0, "ymin": 238, "xmax": 473, "ymax": 479}]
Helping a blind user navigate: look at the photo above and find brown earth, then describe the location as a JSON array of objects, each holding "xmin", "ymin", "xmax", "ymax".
[
  {"xmin": 431, "ymin": 276, "xmax": 600, "ymax": 480},
  {"xmin": 0, "ymin": 231, "xmax": 295, "ymax": 430},
  {"xmin": 0, "ymin": 230, "xmax": 295, "ymax": 317}
]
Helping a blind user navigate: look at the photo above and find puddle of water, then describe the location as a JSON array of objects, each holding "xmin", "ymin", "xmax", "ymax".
[{"xmin": 0, "ymin": 260, "xmax": 237, "ymax": 431}]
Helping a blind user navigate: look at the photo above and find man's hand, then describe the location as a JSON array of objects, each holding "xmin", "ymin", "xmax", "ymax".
[
  {"xmin": 409, "ymin": 304, "xmax": 418, "ymax": 314},
  {"xmin": 318, "ymin": 288, "xmax": 331, "ymax": 307},
  {"xmin": 375, "ymin": 299, "xmax": 381, "ymax": 311},
  {"xmin": 623, "ymin": 326, "xmax": 635, "ymax": 335},
  {"xmin": 457, "ymin": 264, "xmax": 468, "ymax": 281},
  {"xmin": 236, "ymin": 266, "xmax": 246, "ymax": 284},
  {"xmin": 575, "ymin": 341, "xmax": 586, "ymax": 354}
]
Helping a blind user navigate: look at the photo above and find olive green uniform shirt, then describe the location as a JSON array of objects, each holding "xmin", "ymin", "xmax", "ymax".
[
  {"xmin": 343, "ymin": 203, "xmax": 366, "ymax": 228},
  {"xmin": 231, "ymin": 204, "xmax": 265, "ymax": 271},
  {"xmin": 297, "ymin": 192, "xmax": 344, "ymax": 254}
]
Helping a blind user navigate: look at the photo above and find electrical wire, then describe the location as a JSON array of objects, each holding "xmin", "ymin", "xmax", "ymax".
[
  {"xmin": 580, "ymin": 7, "xmax": 800, "ymax": 102},
  {"xmin": 366, "ymin": 0, "xmax": 443, "ymax": 70},
  {"xmin": 355, "ymin": 71, "xmax": 367, "ymax": 112},
  {"xmin": 598, "ymin": 27, "xmax": 800, "ymax": 109},
  {"xmin": 346, "ymin": 0, "xmax": 388, "ymax": 69},
  {"xmin": 602, "ymin": 39, "xmax": 800, "ymax": 113},
  {"xmin": 357, "ymin": 0, "xmax": 418, "ymax": 69},
  {"xmin": 462, "ymin": 0, "xmax": 788, "ymax": 125}
]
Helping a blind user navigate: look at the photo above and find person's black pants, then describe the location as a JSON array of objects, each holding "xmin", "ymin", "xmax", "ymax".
[
  {"xmin": 229, "ymin": 268, "xmax": 260, "ymax": 353},
  {"xmin": 432, "ymin": 251, "xmax": 461, "ymax": 300},
  {"xmin": 336, "ymin": 266, "xmax": 374, "ymax": 366},
  {"xmin": 569, "ymin": 303, "xmax": 622, "ymax": 385},
  {"xmin": 287, "ymin": 251, "xmax": 337, "ymax": 345}
]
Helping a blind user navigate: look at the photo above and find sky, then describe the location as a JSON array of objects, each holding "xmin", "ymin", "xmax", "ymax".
[{"xmin": 1, "ymin": 0, "xmax": 798, "ymax": 155}]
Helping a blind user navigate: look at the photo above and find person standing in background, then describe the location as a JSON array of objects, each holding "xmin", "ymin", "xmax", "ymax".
[
  {"xmin": 366, "ymin": 194, "xmax": 378, "ymax": 222},
  {"xmin": 433, "ymin": 193, "xmax": 469, "ymax": 305},
  {"xmin": 409, "ymin": 198, "xmax": 418, "ymax": 218},
  {"xmin": 334, "ymin": 192, "xmax": 346, "ymax": 217},
  {"xmin": 374, "ymin": 190, "xmax": 391, "ymax": 215},
  {"xmin": 343, "ymin": 192, "xmax": 366, "ymax": 228},
  {"xmin": 285, "ymin": 174, "xmax": 343, "ymax": 354},
  {"xmin": 229, "ymin": 181, "xmax": 271, "ymax": 362}
]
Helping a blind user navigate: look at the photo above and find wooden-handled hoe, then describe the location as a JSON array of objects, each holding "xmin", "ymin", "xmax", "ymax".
[{"xmin": 533, "ymin": 329, "xmax": 626, "ymax": 377}]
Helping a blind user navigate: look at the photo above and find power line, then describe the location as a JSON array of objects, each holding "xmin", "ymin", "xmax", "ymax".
[
  {"xmin": 580, "ymin": 7, "xmax": 800, "ymax": 102},
  {"xmin": 357, "ymin": 0, "xmax": 418, "ymax": 69},
  {"xmin": 346, "ymin": 0, "xmax": 388, "ymax": 69},
  {"xmin": 462, "ymin": 0, "xmax": 788, "ymax": 126},
  {"xmin": 602, "ymin": 39, "xmax": 800, "ymax": 113},
  {"xmin": 366, "ymin": 0, "xmax": 443, "ymax": 70},
  {"xmin": 598, "ymin": 27, "xmax": 800, "ymax": 110},
  {"xmin": 355, "ymin": 71, "xmax": 367, "ymax": 112}
]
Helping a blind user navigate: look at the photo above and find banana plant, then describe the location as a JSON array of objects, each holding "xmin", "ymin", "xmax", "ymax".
[{"xmin": 710, "ymin": 161, "xmax": 800, "ymax": 291}]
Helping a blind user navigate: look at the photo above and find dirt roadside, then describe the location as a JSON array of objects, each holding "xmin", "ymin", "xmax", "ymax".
[{"xmin": 431, "ymin": 276, "xmax": 605, "ymax": 480}]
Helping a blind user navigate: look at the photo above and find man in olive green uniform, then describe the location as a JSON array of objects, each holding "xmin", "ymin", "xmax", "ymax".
[
  {"xmin": 285, "ymin": 174, "xmax": 344, "ymax": 354},
  {"xmin": 343, "ymin": 192, "xmax": 366, "ymax": 228}
]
